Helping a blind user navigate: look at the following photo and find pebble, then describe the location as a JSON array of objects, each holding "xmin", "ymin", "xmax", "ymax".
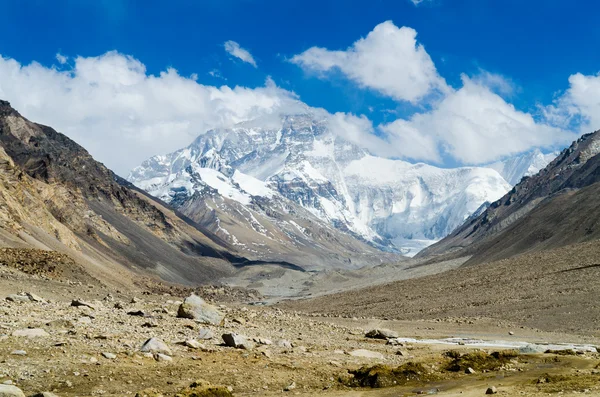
[{"xmin": 102, "ymin": 352, "xmax": 117, "ymax": 359}]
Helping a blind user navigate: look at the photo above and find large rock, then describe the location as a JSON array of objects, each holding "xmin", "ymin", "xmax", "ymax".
[
  {"xmin": 365, "ymin": 329, "xmax": 398, "ymax": 339},
  {"xmin": 0, "ymin": 385, "xmax": 25, "ymax": 397},
  {"xmin": 177, "ymin": 295, "xmax": 224, "ymax": 325},
  {"xmin": 222, "ymin": 333, "xmax": 254, "ymax": 350},
  {"xmin": 5, "ymin": 294, "xmax": 30, "ymax": 303},
  {"xmin": 140, "ymin": 338, "xmax": 172, "ymax": 355}
]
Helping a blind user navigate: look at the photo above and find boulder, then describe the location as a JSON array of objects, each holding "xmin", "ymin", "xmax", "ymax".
[
  {"xmin": 140, "ymin": 338, "xmax": 172, "ymax": 355},
  {"xmin": 222, "ymin": 333, "xmax": 254, "ymax": 350},
  {"xmin": 5, "ymin": 294, "xmax": 30, "ymax": 303},
  {"xmin": 0, "ymin": 385, "xmax": 25, "ymax": 397},
  {"xmin": 365, "ymin": 329, "xmax": 398, "ymax": 339},
  {"xmin": 101, "ymin": 352, "xmax": 117, "ymax": 359},
  {"xmin": 486, "ymin": 386, "xmax": 498, "ymax": 394},
  {"xmin": 177, "ymin": 295, "xmax": 224, "ymax": 325}
]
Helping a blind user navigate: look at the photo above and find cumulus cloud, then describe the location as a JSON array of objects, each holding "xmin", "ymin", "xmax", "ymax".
[
  {"xmin": 55, "ymin": 53, "xmax": 68, "ymax": 65},
  {"xmin": 543, "ymin": 72, "xmax": 600, "ymax": 132},
  {"xmin": 224, "ymin": 40, "xmax": 257, "ymax": 67},
  {"xmin": 380, "ymin": 75, "xmax": 573, "ymax": 164},
  {"xmin": 0, "ymin": 51, "xmax": 304, "ymax": 175},
  {"xmin": 290, "ymin": 21, "xmax": 449, "ymax": 103}
]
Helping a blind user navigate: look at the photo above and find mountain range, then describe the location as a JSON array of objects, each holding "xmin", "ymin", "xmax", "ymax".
[
  {"xmin": 421, "ymin": 128, "xmax": 600, "ymax": 265},
  {"xmin": 128, "ymin": 113, "xmax": 554, "ymax": 258}
]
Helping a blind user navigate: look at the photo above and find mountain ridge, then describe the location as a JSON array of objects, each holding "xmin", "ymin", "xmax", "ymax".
[
  {"xmin": 419, "ymin": 129, "xmax": 600, "ymax": 264},
  {"xmin": 129, "ymin": 113, "xmax": 520, "ymax": 257}
]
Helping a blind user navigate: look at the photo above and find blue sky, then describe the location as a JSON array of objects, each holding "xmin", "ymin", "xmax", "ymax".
[{"xmin": 0, "ymin": 0, "xmax": 598, "ymax": 174}]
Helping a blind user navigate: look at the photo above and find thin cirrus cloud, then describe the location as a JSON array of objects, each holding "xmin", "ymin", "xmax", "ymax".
[{"xmin": 224, "ymin": 40, "xmax": 257, "ymax": 67}]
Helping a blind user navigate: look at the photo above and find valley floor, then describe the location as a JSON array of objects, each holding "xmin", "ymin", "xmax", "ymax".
[{"xmin": 1, "ymin": 256, "xmax": 599, "ymax": 397}]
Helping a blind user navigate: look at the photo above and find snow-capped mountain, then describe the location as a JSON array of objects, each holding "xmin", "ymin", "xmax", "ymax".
[
  {"xmin": 486, "ymin": 149, "xmax": 557, "ymax": 185},
  {"xmin": 128, "ymin": 114, "xmax": 511, "ymax": 258}
]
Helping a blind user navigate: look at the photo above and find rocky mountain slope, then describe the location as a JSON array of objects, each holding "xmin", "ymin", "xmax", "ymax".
[
  {"xmin": 0, "ymin": 100, "xmax": 238, "ymax": 285},
  {"xmin": 129, "ymin": 114, "xmax": 512, "ymax": 257},
  {"xmin": 420, "ymin": 129, "xmax": 600, "ymax": 264}
]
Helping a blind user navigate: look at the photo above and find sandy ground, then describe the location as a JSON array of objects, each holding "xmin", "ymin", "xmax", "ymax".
[{"xmin": 1, "ymin": 262, "xmax": 599, "ymax": 397}]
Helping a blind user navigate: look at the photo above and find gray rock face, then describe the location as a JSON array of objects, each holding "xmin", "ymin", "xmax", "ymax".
[
  {"xmin": 222, "ymin": 333, "xmax": 254, "ymax": 350},
  {"xmin": 140, "ymin": 338, "xmax": 172, "ymax": 355},
  {"xmin": 365, "ymin": 329, "xmax": 398, "ymax": 339},
  {"xmin": 0, "ymin": 385, "xmax": 26, "ymax": 397},
  {"xmin": 177, "ymin": 295, "xmax": 224, "ymax": 325}
]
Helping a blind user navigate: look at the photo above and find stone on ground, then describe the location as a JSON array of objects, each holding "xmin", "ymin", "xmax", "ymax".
[
  {"xmin": 486, "ymin": 386, "xmax": 498, "ymax": 394},
  {"xmin": 177, "ymin": 295, "xmax": 224, "ymax": 325},
  {"xmin": 365, "ymin": 329, "xmax": 398, "ymax": 339},
  {"xmin": 5, "ymin": 294, "xmax": 30, "ymax": 303},
  {"xmin": 222, "ymin": 333, "xmax": 254, "ymax": 350},
  {"xmin": 197, "ymin": 328, "xmax": 214, "ymax": 340},
  {"xmin": 140, "ymin": 338, "xmax": 172, "ymax": 355},
  {"xmin": 0, "ymin": 384, "xmax": 25, "ymax": 397}
]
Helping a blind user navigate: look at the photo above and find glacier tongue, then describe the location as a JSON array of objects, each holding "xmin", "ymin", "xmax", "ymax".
[{"xmin": 128, "ymin": 113, "xmax": 513, "ymax": 256}]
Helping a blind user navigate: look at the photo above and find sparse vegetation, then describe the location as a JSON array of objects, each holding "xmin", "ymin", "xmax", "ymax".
[{"xmin": 443, "ymin": 350, "xmax": 519, "ymax": 372}]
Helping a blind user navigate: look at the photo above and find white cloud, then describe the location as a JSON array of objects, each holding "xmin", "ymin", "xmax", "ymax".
[
  {"xmin": 55, "ymin": 53, "xmax": 68, "ymax": 65},
  {"xmin": 409, "ymin": 0, "xmax": 432, "ymax": 5},
  {"xmin": 224, "ymin": 40, "xmax": 257, "ymax": 68},
  {"xmin": 543, "ymin": 72, "xmax": 600, "ymax": 132},
  {"xmin": 380, "ymin": 75, "xmax": 574, "ymax": 164},
  {"xmin": 0, "ymin": 51, "xmax": 304, "ymax": 175},
  {"xmin": 291, "ymin": 21, "xmax": 449, "ymax": 103}
]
